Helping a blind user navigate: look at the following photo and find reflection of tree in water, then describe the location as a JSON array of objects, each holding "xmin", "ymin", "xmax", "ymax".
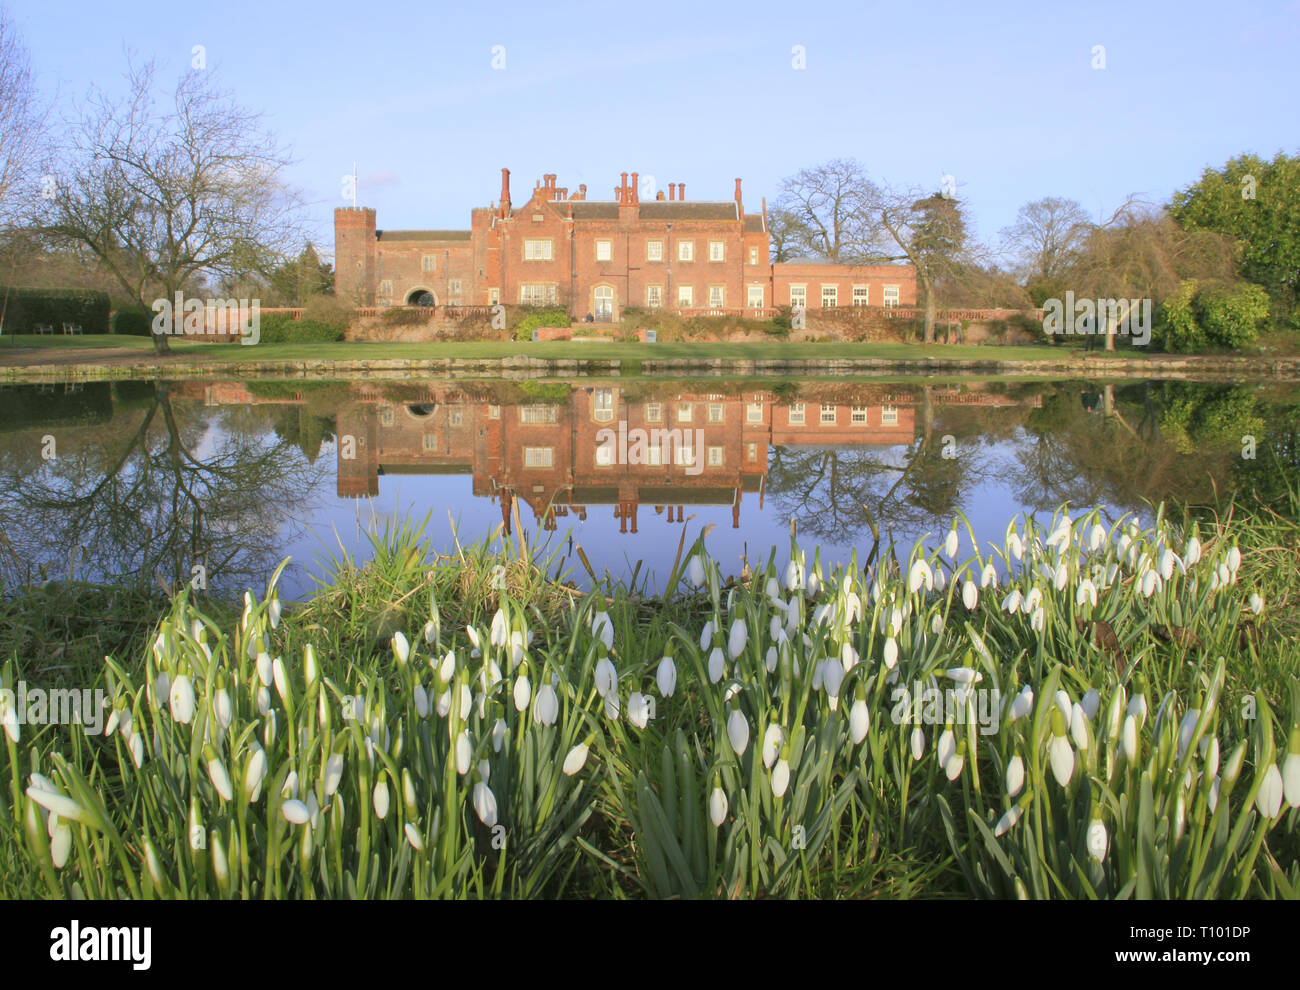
[
  {"xmin": 765, "ymin": 387, "xmax": 998, "ymax": 545},
  {"xmin": 0, "ymin": 382, "xmax": 327, "ymax": 598},
  {"xmin": 1012, "ymin": 383, "xmax": 1246, "ymax": 514}
]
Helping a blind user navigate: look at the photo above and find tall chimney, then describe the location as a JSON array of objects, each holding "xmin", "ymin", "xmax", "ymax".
[
  {"xmin": 499, "ymin": 168, "xmax": 511, "ymax": 218},
  {"xmin": 631, "ymin": 172, "xmax": 639, "ymax": 203},
  {"xmin": 669, "ymin": 184, "xmax": 676, "ymax": 201},
  {"xmin": 734, "ymin": 178, "xmax": 742, "ymax": 202},
  {"xmin": 678, "ymin": 183, "xmax": 685, "ymax": 201},
  {"xmin": 620, "ymin": 172, "xmax": 628, "ymax": 204}
]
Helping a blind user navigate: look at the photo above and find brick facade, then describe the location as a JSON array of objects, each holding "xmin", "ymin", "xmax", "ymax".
[{"xmin": 335, "ymin": 169, "xmax": 917, "ymax": 318}]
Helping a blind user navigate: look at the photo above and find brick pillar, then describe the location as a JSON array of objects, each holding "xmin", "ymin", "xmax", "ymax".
[{"xmin": 334, "ymin": 207, "xmax": 377, "ymax": 307}]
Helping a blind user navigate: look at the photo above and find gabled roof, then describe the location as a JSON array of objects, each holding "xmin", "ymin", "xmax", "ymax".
[
  {"xmin": 376, "ymin": 230, "xmax": 473, "ymax": 242},
  {"xmin": 639, "ymin": 201, "xmax": 739, "ymax": 221},
  {"xmin": 743, "ymin": 215, "xmax": 766, "ymax": 233}
]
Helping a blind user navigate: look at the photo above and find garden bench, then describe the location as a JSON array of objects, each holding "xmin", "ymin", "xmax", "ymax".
[{"xmin": 62, "ymin": 322, "xmax": 83, "ymax": 335}]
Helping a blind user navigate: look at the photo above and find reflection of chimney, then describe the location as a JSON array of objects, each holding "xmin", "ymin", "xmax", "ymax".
[{"xmin": 499, "ymin": 168, "xmax": 511, "ymax": 218}]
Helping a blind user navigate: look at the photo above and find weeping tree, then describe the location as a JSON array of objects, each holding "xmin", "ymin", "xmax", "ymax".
[{"xmin": 41, "ymin": 60, "xmax": 302, "ymax": 354}]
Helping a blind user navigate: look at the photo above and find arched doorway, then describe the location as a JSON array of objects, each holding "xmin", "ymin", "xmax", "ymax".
[
  {"xmin": 406, "ymin": 288, "xmax": 438, "ymax": 307},
  {"xmin": 593, "ymin": 285, "xmax": 615, "ymax": 321}
]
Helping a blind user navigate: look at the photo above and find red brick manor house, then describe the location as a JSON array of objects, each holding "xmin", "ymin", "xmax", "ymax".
[{"xmin": 334, "ymin": 168, "xmax": 916, "ymax": 320}]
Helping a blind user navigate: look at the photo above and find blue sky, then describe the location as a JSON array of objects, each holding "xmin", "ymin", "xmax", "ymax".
[{"xmin": 9, "ymin": 0, "xmax": 1299, "ymax": 258}]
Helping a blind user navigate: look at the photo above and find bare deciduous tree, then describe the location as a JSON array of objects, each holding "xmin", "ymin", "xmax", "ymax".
[
  {"xmin": 42, "ymin": 60, "xmax": 302, "ymax": 354},
  {"xmin": 998, "ymin": 197, "xmax": 1093, "ymax": 288},
  {"xmin": 0, "ymin": 7, "xmax": 46, "ymax": 227},
  {"xmin": 771, "ymin": 158, "xmax": 879, "ymax": 261}
]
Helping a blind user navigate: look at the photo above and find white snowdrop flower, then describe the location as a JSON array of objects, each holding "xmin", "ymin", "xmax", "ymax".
[
  {"xmin": 513, "ymin": 673, "xmax": 531, "ymax": 713},
  {"xmin": 823, "ymin": 660, "xmax": 844, "ymax": 700},
  {"xmin": 392, "ymin": 631, "xmax": 411, "ymax": 665},
  {"xmin": 687, "ymin": 554, "xmax": 708, "ymax": 588},
  {"xmin": 455, "ymin": 731, "xmax": 473, "ymax": 775},
  {"xmin": 657, "ymin": 657, "xmax": 677, "ymax": 697},
  {"xmin": 323, "ymin": 753, "xmax": 345, "ymax": 797},
  {"xmin": 1053, "ymin": 562, "xmax": 1069, "ymax": 591},
  {"xmin": 563, "ymin": 743, "xmax": 589, "ymax": 775},
  {"xmin": 772, "ymin": 758, "xmax": 791, "ymax": 798},
  {"xmin": 594, "ymin": 657, "xmax": 618, "ymax": 698},
  {"xmin": 938, "ymin": 729, "xmax": 956, "ymax": 767},
  {"xmin": 1122, "ymin": 718, "xmax": 1138, "ymax": 763},
  {"xmin": 908, "ymin": 559, "xmax": 933, "ymax": 594},
  {"xmin": 1086, "ymin": 818, "xmax": 1108, "ymax": 862},
  {"xmin": 946, "ymin": 667, "xmax": 981, "ymax": 684},
  {"xmin": 1030, "ymin": 607, "xmax": 1046, "ymax": 633},
  {"xmin": 841, "ymin": 642, "xmax": 859, "ymax": 671},
  {"xmin": 1140, "ymin": 569, "xmax": 1158, "ymax": 598},
  {"xmin": 765, "ymin": 645, "xmax": 778, "ymax": 673},
  {"xmin": 628, "ymin": 692, "xmax": 652, "ymax": 730},
  {"xmin": 980, "ymin": 563, "xmax": 997, "ymax": 589},
  {"xmin": 708, "ymin": 647, "xmax": 726, "ymax": 684},
  {"xmin": 768, "ymin": 614, "xmax": 783, "ymax": 643},
  {"xmin": 883, "ymin": 637, "xmax": 899, "ymax": 670},
  {"xmin": 169, "ymin": 675, "xmax": 195, "ymax": 724},
  {"xmin": 472, "ymin": 781, "xmax": 498, "ymax": 827},
  {"xmin": 1007, "ymin": 531, "xmax": 1024, "ymax": 561},
  {"xmin": 728, "ymin": 618, "xmax": 748, "ymax": 659},
  {"xmin": 811, "ymin": 659, "xmax": 825, "ymax": 692},
  {"xmin": 491, "ymin": 717, "xmax": 507, "ymax": 753},
  {"xmin": 762, "ymin": 724, "xmax": 785, "ymax": 768},
  {"xmin": 910, "ymin": 727, "xmax": 925, "ymax": 761},
  {"xmin": 1006, "ymin": 755, "xmax": 1025, "ymax": 797},
  {"xmin": 1081, "ymin": 687, "xmax": 1101, "ymax": 720},
  {"xmin": 1283, "ymin": 750, "xmax": 1300, "ymax": 808},
  {"xmin": 962, "ymin": 580, "xmax": 978, "ymax": 610},
  {"xmin": 726, "ymin": 709, "xmax": 750, "ymax": 756},
  {"xmin": 995, "ymin": 805, "xmax": 1023, "ymax": 836},
  {"xmin": 282, "ymin": 799, "xmax": 311, "ymax": 825},
  {"xmin": 1008, "ymin": 685, "xmax": 1033, "ymax": 722},
  {"xmin": 1055, "ymin": 690, "xmax": 1073, "ymax": 723},
  {"xmin": 439, "ymin": 650, "xmax": 456, "ymax": 683},
  {"xmin": 604, "ymin": 693, "xmax": 620, "ymax": 720},
  {"xmin": 1226, "ymin": 545, "xmax": 1242, "ymax": 574},
  {"xmin": 849, "ymin": 699, "xmax": 870, "ymax": 745},
  {"xmin": 256, "ymin": 652, "xmax": 273, "ymax": 688},
  {"xmin": 784, "ymin": 558, "xmax": 804, "ymax": 592},
  {"xmin": 944, "ymin": 529, "xmax": 959, "ymax": 561},
  {"xmin": 944, "ymin": 748, "xmax": 965, "ymax": 781},
  {"xmin": 413, "ymin": 684, "xmax": 430, "ymax": 719},
  {"xmin": 699, "ymin": 619, "xmax": 715, "ymax": 653},
  {"xmin": 709, "ymin": 786, "xmax": 729, "ymax": 826},
  {"xmin": 1023, "ymin": 587, "xmax": 1043, "ymax": 614},
  {"xmin": 888, "ymin": 607, "xmax": 903, "ymax": 637},
  {"xmin": 533, "ymin": 684, "xmax": 559, "ymax": 726},
  {"xmin": 592, "ymin": 612, "xmax": 614, "ymax": 651},
  {"xmin": 1248, "ymin": 593, "xmax": 1264, "ymax": 616},
  {"xmin": 1002, "ymin": 589, "xmax": 1022, "ymax": 614},
  {"xmin": 934, "ymin": 567, "xmax": 947, "ymax": 592},
  {"xmin": 1070, "ymin": 704, "xmax": 1089, "ymax": 750},
  {"xmin": 1178, "ymin": 710, "xmax": 1200, "ymax": 759},
  {"xmin": 206, "ymin": 753, "xmax": 233, "ymax": 803},
  {"xmin": 1184, "ymin": 535, "xmax": 1202, "ymax": 566},
  {"xmin": 1076, "ymin": 578, "xmax": 1097, "ymax": 609},
  {"xmin": 930, "ymin": 613, "xmax": 944, "ymax": 635},
  {"xmin": 1088, "ymin": 523, "xmax": 1106, "ymax": 552},
  {"xmin": 765, "ymin": 577, "xmax": 782, "ymax": 603}
]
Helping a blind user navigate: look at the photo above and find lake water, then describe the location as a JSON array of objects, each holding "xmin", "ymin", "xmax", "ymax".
[{"xmin": 1, "ymin": 376, "xmax": 1295, "ymax": 600}]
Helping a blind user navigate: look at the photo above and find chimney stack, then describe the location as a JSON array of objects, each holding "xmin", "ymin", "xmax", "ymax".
[
  {"xmin": 499, "ymin": 167, "xmax": 511, "ymax": 218},
  {"xmin": 735, "ymin": 178, "xmax": 742, "ymax": 202},
  {"xmin": 631, "ymin": 172, "xmax": 639, "ymax": 203},
  {"xmin": 668, "ymin": 184, "xmax": 676, "ymax": 201},
  {"xmin": 678, "ymin": 183, "xmax": 685, "ymax": 201},
  {"xmin": 656, "ymin": 190, "xmax": 666, "ymax": 200},
  {"xmin": 620, "ymin": 172, "xmax": 628, "ymax": 204}
]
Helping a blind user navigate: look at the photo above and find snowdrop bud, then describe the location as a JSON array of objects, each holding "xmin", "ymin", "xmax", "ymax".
[
  {"xmin": 1256, "ymin": 764, "xmax": 1284, "ymax": 819},
  {"xmin": 1006, "ymin": 755, "xmax": 1025, "ymax": 797},
  {"xmin": 533, "ymin": 684, "xmax": 559, "ymax": 726},
  {"xmin": 490, "ymin": 609, "xmax": 508, "ymax": 649},
  {"xmin": 823, "ymin": 659, "xmax": 844, "ymax": 700},
  {"xmin": 513, "ymin": 673, "xmax": 531, "ymax": 712},
  {"xmin": 908, "ymin": 559, "xmax": 933, "ymax": 594},
  {"xmin": 938, "ymin": 728, "xmax": 956, "ymax": 767},
  {"xmin": 944, "ymin": 743, "xmax": 965, "ymax": 781},
  {"xmin": 883, "ymin": 637, "xmax": 898, "ymax": 670},
  {"xmin": 594, "ymin": 657, "xmax": 617, "ymax": 698},
  {"xmin": 1053, "ymin": 562, "xmax": 1069, "ymax": 591},
  {"xmin": 980, "ymin": 563, "xmax": 997, "ymax": 589},
  {"xmin": 1048, "ymin": 710, "xmax": 1074, "ymax": 787},
  {"xmin": 728, "ymin": 618, "xmax": 748, "ymax": 659},
  {"xmin": 1070, "ymin": 704, "xmax": 1089, "ymax": 751},
  {"xmin": 657, "ymin": 657, "xmax": 677, "ymax": 697},
  {"xmin": 392, "ymin": 631, "xmax": 410, "ymax": 666},
  {"xmin": 204, "ymin": 746, "xmax": 233, "ymax": 802},
  {"xmin": 765, "ymin": 645, "xmax": 779, "ymax": 673},
  {"xmin": 1086, "ymin": 818, "xmax": 1108, "ymax": 862},
  {"xmin": 563, "ymin": 742, "xmax": 590, "ymax": 775},
  {"xmin": 699, "ymin": 620, "xmax": 715, "ymax": 653},
  {"xmin": 592, "ymin": 611, "xmax": 614, "ymax": 651},
  {"xmin": 1178, "ymin": 710, "xmax": 1200, "ymax": 759},
  {"xmin": 1248, "ymin": 593, "xmax": 1264, "ymax": 616},
  {"xmin": 372, "ymin": 779, "xmax": 390, "ymax": 820},
  {"xmin": 727, "ymin": 709, "xmax": 750, "ymax": 756},
  {"xmin": 688, "ymin": 555, "xmax": 707, "ymax": 588},
  {"xmin": 1202, "ymin": 735, "xmax": 1220, "ymax": 779},
  {"xmin": 962, "ymin": 581, "xmax": 978, "ymax": 610},
  {"xmin": 1226, "ymin": 545, "xmax": 1242, "ymax": 573},
  {"xmin": 911, "ymin": 727, "xmax": 925, "ymax": 761},
  {"xmin": 272, "ymin": 657, "xmax": 290, "ymax": 706},
  {"xmin": 709, "ymin": 785, "xmax": 728, "ymax": 827},
  {"xmin": 1088, "ymin": 523, "xmax": 1105, "ymax": 552},
  {"xmin": 1080, "ymin": 687, "xmax": 1100, "ymax": 721},
  {"xmin": 439, "ymin": 650, "xmax": 456, "ymax": 683},
  {"xmin": 708, "ymin": 647, "xmax": 726, "ymax": 684},
  {"xmin": 772, "ymin": 758, "xmax": 791, "ymax": 797},
  {"xmin": 1122, "ymin": 714, "xmax": 1138, "ymax": 763},
  {"xmin": 1284, "ymin": 728, "xmax": 1300, "ymax": 808},
  {"xmin": 943, "ymin": 528, "xmax": 959, "ymax": 561},
  {"xmin": 282, "ymin": 799, "xmax": 310, "ymax": 825},
  {"xmin": 1055, "ymin": 690, "xmax": 1072, "ymax": 723},
  {"xmin": 1030, "ymin": 606, "xmax": 1045, "ymax": 633},
  {"xmin": 849, "ymin": 698, "xmax": 870, "ymax": 745},
  {"xmin": 628, "ymin": 692, "xmax": 652, "ymax": 730},
  {"xmin": 256, "ymin": 651, "xmax": 273, "ymax": 688},
  {"xmin": 1008, "ymin": 685, "xmax": 1033, "ymax": 722},
  {"xmin": 323, "ymin": 752, "xmax": 344, "ymax": 797},
  {"xmin": 413, "ymin": 683, "xmax": 430, "ymax": 719},
  {"xmin": 995, "ymin": 804, "xmax": 1024, "ymax": 837},
  {"xmin": 1008, "ymin": 531, "xmax": 1024, "ymax": 561}
]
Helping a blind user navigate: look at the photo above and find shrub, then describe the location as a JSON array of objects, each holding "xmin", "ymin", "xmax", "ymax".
[
  {"xmin": 513, "ymin": 308, "xmax": 569, "ymax": 342},
  {"xmin": 0, "ymin": 287, "xmax": 111, "ymax": 334},
  {"xmin": 110, "ymin": 304, "xmax": 154, "ymax": 336},
  {"xmin": 1158, "ymin": 280, "xmax": 1206, "ymax": 353},
  {"xmin": 257, "ymin": 312, "xmax": 345, "ymax": 344},
  {"xmin": 1197, "ymin": 280, "xmax": 1270, "ymax": 349}
]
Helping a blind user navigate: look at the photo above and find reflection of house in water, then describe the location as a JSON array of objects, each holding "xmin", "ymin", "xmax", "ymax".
[{"xmin": 334, "ymin": 387, "xmax": 922, "ymax": 533}]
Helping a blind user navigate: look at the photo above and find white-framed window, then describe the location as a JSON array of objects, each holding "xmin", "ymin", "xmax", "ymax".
[
  {"xmin": 677, "ymin": 403, "xmax": 693, "ymax": 423},
  {"xmin": 646, "ymin": 285, "xmax": 663, "ymax": 308},
  {"xmin": 593, "ymin": 388, "xmax": 614, "ymax": 422},
  {"xmin": 883, "ymin": 285, "xmax": 900, "ymax": 308},
  {"xmin": 674, "ymin": 438, "xmax": 696, "ymax": 467},
  {"xmin": 746, "ymin": 442, "xmax": 757, "ymax": 462},
  {"xmin": 595, "ymin": 239, "xmax": 612, "ymax": 262},
  {"xmin": 523, "ymin": 239, "xmax": 553, "ymax": 261},
  {"xmin": 747, "ymin": 285, "xmax": 764, "ymax": 308},
  {"xmin": 708, "ymin": 403, "xmax": 724, "ymax": 423},
  {"xmin": 595, "ymin": 443, "xmax": 615, "ymax": 466},
  {"xmin": 747, "ymin": 402, "xmax": 763, "ymax": 423},
  {"xmin": 788, "ymin": 402, "xmax": 805, "ymax": 425},
  {"xmin": 379, "ymin": 280, "xmax": 393, "ymax": 299},
  {"xmin": 488, "ymin": 288, "xmax": 500, "ymax": 305},
  {"xmin": 448, "ymin": 280, "xmax": 462, "ymax": 304},
  {"xmin": 852, "ymin": 285, "xmax": 869, "ymax": 306},
  {"xmin": 678, "ymin": 240, "xmax": 694, "ymax": 262},
  {"xmin": 707, "ymin": 446, "xmax": 724, "ymax": 467},
  {"xmin": 520, "ymin": 284, "xmax": 558, "ymax": 305},
  {"xmin": 748, "ymin": 247, "xmax": 758, "ymax": 265},
  {"xmin": 820, "ymin": 404, "xmax": 837, "ymax": 425},
  {"xmin": 523, "ymin": 447, "xmax": 554, "ymax": 468},
  {"xmin": 645, "ymin": 402, "xmax": 662, "ymax": 423},
  {"xmin": 882, "ymin": 404, "xmax": 898, "ymax": 425},
  {"xmin": 488, "ymin": 405, "xmax": 501, "ymax": 419},
  {"xmin": 708, "ymin": 285, "xmax": 725, "ymax": 309},
  {"xmin": 449, "ymin": 408, "xmax": 463, "ymax": 426},
  {"xmin": 821, "ymin": 286, "xmax": 838, "ymax": 308},
  {"xmin": 850, "ymin": 406, "xmax": 868, "ymax": 424},
  {"xmin": 422, "ymin": 255, "xmax": 437, "ymax": 272},
  {"xmin": 790, "ymin": 285, "xmax": 806, "ymax": 308},
  {"xmin": 519, "ymin": 404, "xmax": 559, "ymax": 424},
  {"xmin": 677, "ymin": 285, "xmax": 693, "ymax": 307},
  {"xmin": 380, "ymin": 407, "xmax": 394, "ymax": 426},
  {"xmin": 708, "ymin": 241, "xmax": 725, "ymax": 262},
  {"xmin": 646, "ymin": 240, "xmax": 664, "ymax": 262},
  {"xmin": 422, "ymin": 433, "xmax": 438, "ymax": 451}
]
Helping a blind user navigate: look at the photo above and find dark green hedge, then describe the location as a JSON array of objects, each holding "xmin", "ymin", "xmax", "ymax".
[
  {"xmin": 0, "ymin": 288, "xmax": 111, "ymax": 335},
  {"xmin": 111, "ymin": 304, "xmax": 155, "ymax": 336},
  {"xmin": 257, "ymin": 312, "xmax": 345, "ymax": 344}
]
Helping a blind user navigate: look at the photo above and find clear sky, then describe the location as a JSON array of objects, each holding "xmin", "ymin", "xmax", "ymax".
[{"xmin": 8, "ymin": 0, "xmax": 1299, "ymax": 258}]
